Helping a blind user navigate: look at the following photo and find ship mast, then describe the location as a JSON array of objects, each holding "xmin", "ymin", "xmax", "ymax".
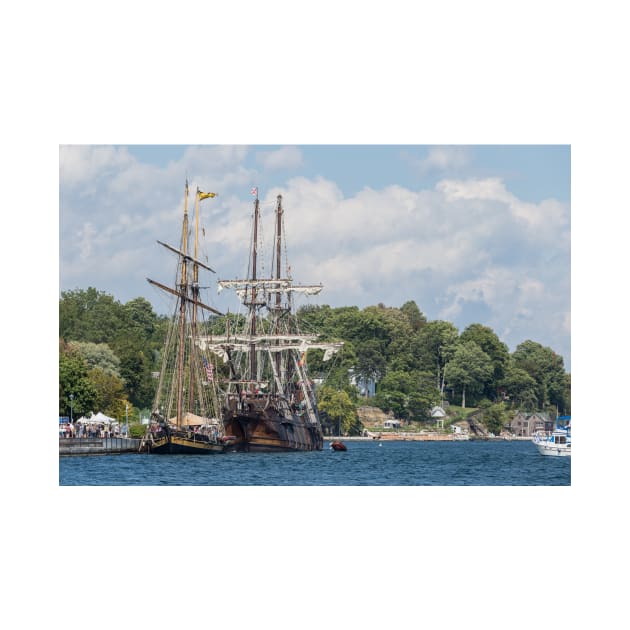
[
  {"xmin": 249, "ymin": 194, "xmax": 260, "ymax": 385},
  {"xmin": 274, "ymin": 194, "xmax": 283, "ymax": 393},
  {"xmin": 175, "ymin": 181, "xmax": 190, "ymax": 428},
  {"xmin": 147, "ymin": 183, "xmax": 221, "ymax": 428},
  {"xmin": 187, "ymin": 189, "xmax": 202, "ymax": 414},
  {"xmin": 202, "ymin": 193, "xmax": 342, "ymax": 400}
]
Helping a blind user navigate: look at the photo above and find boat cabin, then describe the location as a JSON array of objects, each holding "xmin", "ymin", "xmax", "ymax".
[{"xmin": 551, "ymin": 432, "xmax": 568, "ymax": 444}]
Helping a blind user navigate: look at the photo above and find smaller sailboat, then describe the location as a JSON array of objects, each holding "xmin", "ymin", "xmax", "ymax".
[{"xmin": 141, "ymin": 183, "xmax": 231, "ymax": 454}]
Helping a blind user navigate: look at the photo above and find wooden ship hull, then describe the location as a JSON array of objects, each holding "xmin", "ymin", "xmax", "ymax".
[
  {"xmin": 223, "ymin": 404, "xmax": 323, "ymax": 452},
  {"xmin": 144, "ymin": 431, "xmax": 226, "ymax": 454}
]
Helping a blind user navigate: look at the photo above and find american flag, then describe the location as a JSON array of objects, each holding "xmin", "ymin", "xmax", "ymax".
[
  {"xmin": 202, "ymin": 358, "xmax": 214, "ymax": 382},
  {"xmin": 250, "ymin": 187, "xmax": 258, "ymax": 197}
]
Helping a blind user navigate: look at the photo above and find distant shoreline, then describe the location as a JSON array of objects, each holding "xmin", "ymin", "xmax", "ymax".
[{"xmin": 324, "ymin": 435, "xmax": 532, "ymax": 442}]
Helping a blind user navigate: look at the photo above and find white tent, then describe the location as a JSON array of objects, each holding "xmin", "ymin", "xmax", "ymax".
[{"xmin": 78, "ymin": 411, "xmax": 118, "ymax": 425}]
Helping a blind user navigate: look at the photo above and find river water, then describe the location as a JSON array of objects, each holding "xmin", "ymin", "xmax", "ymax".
[{"xmin": 59, "ymin": 439, "xmax": 570, "ymax": 485}]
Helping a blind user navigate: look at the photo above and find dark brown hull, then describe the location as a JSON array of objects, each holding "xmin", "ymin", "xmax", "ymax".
[
  {"xmin": 223, "ymin": 408, "xmax": 323, "ymax": 452},
  {"xmin": 145, "ymin": 432, "xmax": 226, "ymax": 454}
]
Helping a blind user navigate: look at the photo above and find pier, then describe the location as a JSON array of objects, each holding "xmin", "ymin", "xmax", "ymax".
[{"xmin": 59, "ymin": 437, "xmax": 141, "ymax": 456}]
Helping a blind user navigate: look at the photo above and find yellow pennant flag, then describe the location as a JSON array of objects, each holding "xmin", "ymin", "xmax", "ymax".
[{"xmin": 199, "ymin": 191, "xmax": 217, "ymax": 200}]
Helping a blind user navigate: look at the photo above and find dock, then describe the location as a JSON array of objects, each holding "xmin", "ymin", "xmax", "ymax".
[{"xmin": 59, "ymin": 437, "xmax": 141, "ymax": 456}]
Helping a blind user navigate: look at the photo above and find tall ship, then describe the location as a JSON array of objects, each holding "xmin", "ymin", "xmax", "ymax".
[
  {"xmin": 198, "ymin": 191, "xmax": 341, "ymax": 451},
  {"xmin": 141, "ymin": 182, "xmax": 230, "ymax": 454}
]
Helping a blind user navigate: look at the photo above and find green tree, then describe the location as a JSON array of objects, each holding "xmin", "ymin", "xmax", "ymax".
[
  {"xmin": 330, "ymin": 306, "xmax": 366, "ymax": 342},
  {"xmin": 355, "ymin": 339, "xmax": 387, "ymax": 382},
  {"xmin": 512, "ymin": 340, "xmax": 568, "ymax": 411},
  {"xmin": 444, "ymin": 341, "xmax": 493, "ymax": 408},
  {"xmin": 499, "ymin": 362, "xmax": 539, "ymax": 409},
  {"xmin": 296, "ymin": 304, "xmax": 336, "ymax": 338},
  {"xmin": 304, "ymin": 348, "xmax": 325, "ymax": 377},
  {"xmin": 316, "ymin": 341, "xmax": 357, "ymax": 397},
  {"xmin": 460, "ymin": 323, "xmax": 509, "ymax": 399},
  {"xmin": 373, "ymin": 370, "xmax": 440, "ymax": 421},
  {"xmin": 87, "ymin": 367, "xmax": 129, "ymax": 418},
  {"xmin": 478, "ymin": 402, "xmax": 509, "ymax": 435},
  {"xmin": 68, "ymin": 341, "xmax": 122, "ymax": 378},
  {"xmin": 59, "ymin": 287, "xmax": 125, "ymax": 343},
  {"xmin": 374, "ymin": 389, "xmax": 408, "ymax": 419},
  {"xmin": 363, "ymin": 304, "xmax": 415, "ymax": 369},
  {"xmin": 59, "ymin": 288, "xmax": 571, "ymax": 421},
  {"xmin": 562, "ymin": 373, "xmax": 571, "ymax": 415},
  {"xmin": 400, "ymin": 300, "xmax": 427, "ymax": 332},
  {"xmin": 317, "ymin": 386, "xmax": 358, "ymax": 435},
  {"xmin": 123, "ymin": 297, "xmax": 156, "ymax": 339},
  {"xmin": 406, "ymin": 385, "xmax": 439, "ymax": 422},
  {"xmin": 59, "ymin": 343, "xmax": 97, "ymax": 417},
  {"xmin": 412, "ymin": 320, "xmax": 459, "ymax": 390},
  {"xmin": 115, "ymin": 338, "xmax": 155, "ymax": 409}
]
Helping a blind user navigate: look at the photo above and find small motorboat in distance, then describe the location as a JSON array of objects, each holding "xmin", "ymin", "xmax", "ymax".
[
  {"xmin": 533, "ymin": 415, "xmax": 571, "ymax": 457},
  {"xmin": 330, "ymin": 441, "xmax": 347, "ymax": 451}
]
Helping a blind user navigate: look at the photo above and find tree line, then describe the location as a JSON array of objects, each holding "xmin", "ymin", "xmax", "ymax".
[
  {"xmin": 295, "ymin": 302, "xmax": 569, "ymax": 430},
  {"xmin": 59, "ymin": 289, "xmax": 570, "ymax": 427},
  {"xmin": 59, "ymin": 288, "xmax": 169, "ymax": 421}
]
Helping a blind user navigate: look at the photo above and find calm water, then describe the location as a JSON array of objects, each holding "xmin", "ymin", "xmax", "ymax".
[{"xmin": 59, "ymin": 439, "xmax": 570, "ymax": 486}]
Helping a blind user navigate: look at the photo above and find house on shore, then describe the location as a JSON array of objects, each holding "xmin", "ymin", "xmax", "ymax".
[
  {"xmin": 348, "ymin": 369, "xmax": 377, "ymax": 398},
  {"xmin": 383, "ymin": 418, "xmax": 402, "ymax": 429},
  {"xmin": 508, "ymin": 411, "xmax": 551, "ymax": 437}
]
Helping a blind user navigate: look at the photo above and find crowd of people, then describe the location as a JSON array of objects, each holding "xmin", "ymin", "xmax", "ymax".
[{"xmin": 59, "ymin": 422, "xmax": 124, "ymax": 439}]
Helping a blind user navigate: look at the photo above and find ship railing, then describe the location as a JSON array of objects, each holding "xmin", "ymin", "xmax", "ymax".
[{"xmin": 170, "ymin": 428, "xmax": 221, "ymax": 444}]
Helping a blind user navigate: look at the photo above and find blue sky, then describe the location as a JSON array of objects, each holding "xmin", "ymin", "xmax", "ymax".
[
  {"xmin": 59, "ymin": 144, "xmax": 571, "ymax": 370},
  {"xmin": 126, "ymin": 144, "xmax": 570, "ymax": 203}
]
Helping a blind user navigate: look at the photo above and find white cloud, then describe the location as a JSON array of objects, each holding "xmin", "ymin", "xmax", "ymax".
[
  {"xmin": 182, "ymin": 145, "xmax": 249, "ymax": 172},
  {"xmin": 59, "ymin": 147, "xmax": 570, "ymax": 366},
  {"xmin": 439, "ymin": 265, "xmax": 568, "ymax": 354},
  {"xmin": 422, "ymin": 146, "xmax": 470, "ymax": 171},
  {"xmin": 247, "ymin": 175, "xmax": 568, "ymax": 359},
  {"xmin": 438, "ymin": 177, "xmax": 509, "ymax": 202},
  {"xmin": 257, "ymin": 146, "xmax": 303, "ymax": 170},
  {"xmin": 437, "ymin": 176, "xmax": 570, "ymax": 248},
  {"xmin": 59, "ymin": 145, "xmax": 133, "ymax": 188},
  {"xmin": 77, "ymin": 222, "xmax": 96, "ymax": 261},
  {"xmin": 202, "ymin": 174, "xmax": 568, "ymax": 309}
]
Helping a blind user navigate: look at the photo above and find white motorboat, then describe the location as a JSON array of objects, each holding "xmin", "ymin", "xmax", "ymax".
[{"xmin": 533, "ymin": 416, "xmax": 571, "ymax": 457}]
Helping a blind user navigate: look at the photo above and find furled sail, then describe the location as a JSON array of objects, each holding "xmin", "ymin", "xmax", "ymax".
[{"xmin": 218, "ymin": 278, "xmax": 323, "ymax": 299}]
